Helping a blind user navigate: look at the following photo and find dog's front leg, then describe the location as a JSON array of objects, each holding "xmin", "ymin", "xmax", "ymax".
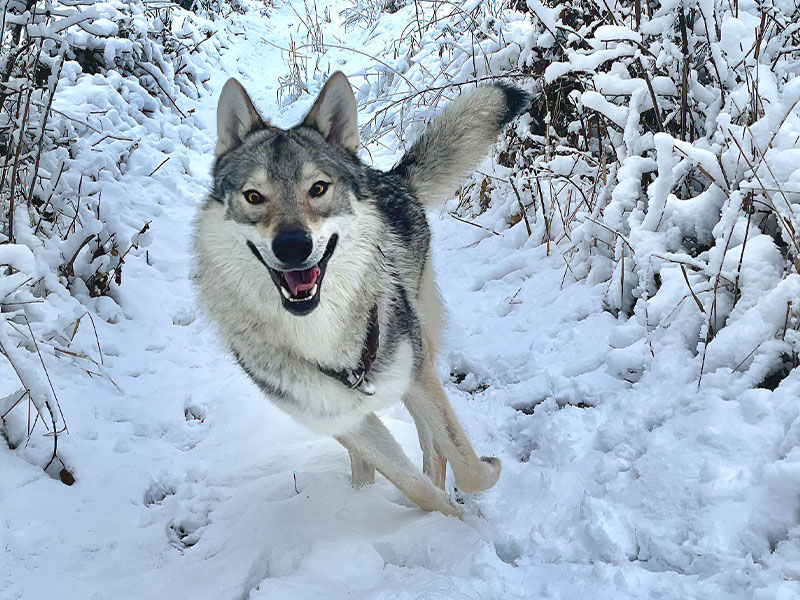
[
  {"xmin": 346, "ymin": 448, "xmax": 375, "ymax": 488},
  {"xmin": 336, "ymin": 413, "xmax": 462, "ymax": 517}
]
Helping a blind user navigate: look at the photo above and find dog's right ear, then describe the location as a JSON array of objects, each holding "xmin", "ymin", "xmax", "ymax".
[{"xmin": 216, "ymin": 78, "xmax": 263, "ymax": 157}]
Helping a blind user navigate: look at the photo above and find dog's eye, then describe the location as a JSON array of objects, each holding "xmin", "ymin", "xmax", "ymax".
[
  {"xmin": 308, "ymin": 181, "xmax": 329, "ymax": 198},
  {"xmin": 244, "ymin": 190, "xmax": 265, "ymax": 205}
]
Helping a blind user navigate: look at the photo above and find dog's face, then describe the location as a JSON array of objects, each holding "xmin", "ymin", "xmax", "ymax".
[{"xmin": 211, "ymin": 73, "xmax": 363, "ymax": 316}]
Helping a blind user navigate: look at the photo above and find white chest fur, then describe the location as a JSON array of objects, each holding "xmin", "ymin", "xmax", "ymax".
[{"xmin": 241, "ymin": 339, "xmax": 414, "ymax": 435}]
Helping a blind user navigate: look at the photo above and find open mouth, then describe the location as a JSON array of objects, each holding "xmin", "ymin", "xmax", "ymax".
[{"xmin": 247, "ymin": 235, "xmax": 338, "ymax": 316}]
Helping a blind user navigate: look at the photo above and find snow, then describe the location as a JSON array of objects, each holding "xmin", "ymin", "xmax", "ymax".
[
  {"xmin": 0, "ymin": 245, "xmax": 35, "ymax": 274},
  {"xmin": 2, "ymin": 0, "xmax": 800, "ymax": 598},
  {"xmin": 582, "ymin": 90, "xmax": 629, "ymax": 129},
  {"xmin": 594, "ymin": 25, "xmax": 643, "ymax": 44}
]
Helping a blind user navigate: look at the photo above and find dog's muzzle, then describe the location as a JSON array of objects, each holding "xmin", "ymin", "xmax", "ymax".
[{"xmin": 247, "ymin": 234, "xmax": 338, "ymax": 316}]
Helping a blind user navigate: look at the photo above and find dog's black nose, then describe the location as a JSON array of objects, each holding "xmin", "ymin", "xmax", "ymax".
[{"xmin": 272, "ymin": 228, "xmax": 313, "ymax": 265}]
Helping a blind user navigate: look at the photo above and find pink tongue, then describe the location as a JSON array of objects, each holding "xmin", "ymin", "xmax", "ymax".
[{"xmin": 283, "ymin": 267, "xmax": 320, "ymax": 296}]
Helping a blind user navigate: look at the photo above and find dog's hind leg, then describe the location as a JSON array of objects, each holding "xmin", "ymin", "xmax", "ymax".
[
  {"xmin": 406, "ymin": 360, "xmax": 501, "ymax": 494},
  {"xmin": 404, "ymin": 400, "xmax": 447, "ymax": 490},
  {"xmin": 410, "ymin": 257, "xmax": 447, "ymax": 490},
  {"xmin": 347, "ymin": 448, "xmax": 375, "ymax": 488},
  {"xmin": 336, "ymin": 413, "xmax": 462, "ymax": 517}
]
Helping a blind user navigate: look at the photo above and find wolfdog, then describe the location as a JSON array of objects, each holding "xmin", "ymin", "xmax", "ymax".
[{"xmin": 193, "ymin": 72, "xmax": 528, "ymax": 516}]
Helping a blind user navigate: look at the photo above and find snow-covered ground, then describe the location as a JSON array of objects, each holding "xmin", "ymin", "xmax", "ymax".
[{"xmin": 3, "ymin": 1, "xmax": 800, "ymax": 599}]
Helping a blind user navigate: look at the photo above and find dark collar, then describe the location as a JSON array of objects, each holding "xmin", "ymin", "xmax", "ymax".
[{"xmin": 319, "ymin": 305, "xmax": 379, "ymax": 395}]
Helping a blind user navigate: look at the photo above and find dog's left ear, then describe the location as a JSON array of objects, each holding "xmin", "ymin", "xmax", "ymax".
[
  {"xmin": 216, "ymin": 78, "xmax": 264, "ymax": 157},
  {"xmin": 302, "ymin": 71, "xmax": 359, "ymax": 153}
]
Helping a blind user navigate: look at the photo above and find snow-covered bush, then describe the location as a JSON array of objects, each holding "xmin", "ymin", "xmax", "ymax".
[
  {"xmin": 0, "ymin": 0, "xmax": 217, "ymax": 476},
  {"xmin": 551, "ymin": 0, "xmax": 800, "ymax": 393}
]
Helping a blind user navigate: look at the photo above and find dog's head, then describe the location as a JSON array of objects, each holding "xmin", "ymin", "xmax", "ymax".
[{"xmin": 210, "ymin": 72, "xmax": 367, "ymax": 316}]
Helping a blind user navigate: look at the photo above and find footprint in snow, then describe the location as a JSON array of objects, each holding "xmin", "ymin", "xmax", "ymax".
[
  {"xmin": 143, "ymin": 481, "xmax": 176, "ymax": 506},
  {"xmin": 167, "ymin": 512, "xmax": 208, "ymax": 549},
  {"xmin": 172, "ymin": 308, "xmax": 196, "ymax": 326},
  {"xmin": 183, "ymin": 395, "xmax": 206, "ymax": 423}
]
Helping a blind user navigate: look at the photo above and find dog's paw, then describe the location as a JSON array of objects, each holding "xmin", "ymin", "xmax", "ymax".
[
  {"xmin": 409, "ymin": 479, "xmax": 464, "ymax": 518},
  {"xmin": 478, "ymin": 456, "xmax": 501, "ymax": 490},
  {"xmin": 455, "ymin": 456, "xmax": 502, "ymax": 494},
  {"xmin": 435, "ymin": 493, "xmax": 464, "ymax": 519}
]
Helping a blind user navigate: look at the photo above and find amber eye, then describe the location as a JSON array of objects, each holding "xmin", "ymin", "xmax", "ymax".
[
  {"xmin": 309, "ymin": 181, "xmax": 329, "ymax": 198},
  {"xmin": 244, "ymin": 190, "xmax": 265, "ymax": 205}
]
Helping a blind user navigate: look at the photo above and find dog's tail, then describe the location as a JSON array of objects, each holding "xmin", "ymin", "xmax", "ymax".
[{"xmin": 391, "ymin": 83, "xmax": 530, "ymax": 206}]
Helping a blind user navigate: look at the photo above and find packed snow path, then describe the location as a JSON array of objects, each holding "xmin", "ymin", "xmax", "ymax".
[{"xmin": 2, "ymin": 2, "xmax": 800, "ymax": 599}]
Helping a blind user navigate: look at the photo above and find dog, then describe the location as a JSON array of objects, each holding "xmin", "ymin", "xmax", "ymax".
[{"xmin": 193, "ymin": 71, "xmax": 529, "ymax": 516}]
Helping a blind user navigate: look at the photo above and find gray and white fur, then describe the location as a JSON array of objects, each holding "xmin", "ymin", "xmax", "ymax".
[{"xmin": 193, "ymin": 72, "xmax": 529, "ymax": 516}]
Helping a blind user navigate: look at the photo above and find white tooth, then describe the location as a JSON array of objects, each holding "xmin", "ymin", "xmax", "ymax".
[
  {"xmin": 310, "ymin": 284, "xmax": 318, "ymax": 297},
  {"xmin": 281, "ymin": 287, "xmax": 291, "ymax": 300}
]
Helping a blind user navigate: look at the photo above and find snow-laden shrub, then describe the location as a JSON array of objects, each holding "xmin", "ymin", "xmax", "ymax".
[
  {"xmin": 352, "ymin": 0, "xmax": 536, "ymax": 148},
  {"xmin": 553, "ymin": 0, "xmax": 800, "ymax": 392},
  {"xmin": 341, "ymin": 0, "xmax": 406, "ymax": 29},
  {"xmin": 0, "ymin": 0, "xmax": 217, "ymax": 474}
]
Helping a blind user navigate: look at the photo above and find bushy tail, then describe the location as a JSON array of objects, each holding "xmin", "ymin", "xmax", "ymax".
[{"xmin": 391, "ymin": 83, "xmax": 530, "ymax": 206}]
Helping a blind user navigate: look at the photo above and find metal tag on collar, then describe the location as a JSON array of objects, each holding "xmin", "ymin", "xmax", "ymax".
[
  {"xmin": 356, "ymin": 378, "xmax": 375, "ymax": 396},
  {"xmin": 344, "ymin": 370, "xmax": 375, "ymax": 395}
]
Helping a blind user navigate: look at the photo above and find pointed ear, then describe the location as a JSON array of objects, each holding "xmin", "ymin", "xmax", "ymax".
[
  {"xmin": 216, "ymin": 78, "xmax": 263, "ymax": 157},
  {"xmin": 302, "ymin": 71, "xmax": 359, "ymax": 152}
]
